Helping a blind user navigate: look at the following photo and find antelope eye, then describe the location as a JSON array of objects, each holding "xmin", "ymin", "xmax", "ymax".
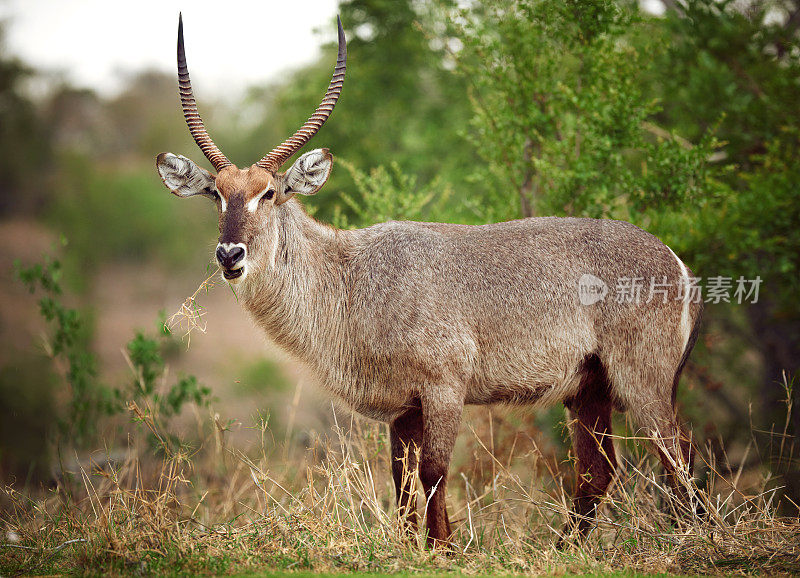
[{"xmin": 263, "ymin": 189, "xmax": 275, "ymax": 201}]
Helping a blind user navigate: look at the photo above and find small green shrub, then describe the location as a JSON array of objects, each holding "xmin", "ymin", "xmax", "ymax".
[
  {"xmin": 331, "ymin": 159, "xmax": 457, "ymax": 229},
  {"xmin": 14, "ymin": 251, "xmax": 212, "ymax": 451}
]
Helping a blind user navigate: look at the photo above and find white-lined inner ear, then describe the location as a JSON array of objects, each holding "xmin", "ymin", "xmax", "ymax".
[
  {"xmin": 157, "ymin": 153, "xmax": 218, "ymax": 198},
  {"xmin": 284, "ymin": 149, "xmax": 332, "ymax": 196}
]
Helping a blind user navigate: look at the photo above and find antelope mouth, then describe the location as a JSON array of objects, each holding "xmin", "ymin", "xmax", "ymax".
[{"xmin": 223, "ymin": 267, "xmax": 244, "ymax": 280}]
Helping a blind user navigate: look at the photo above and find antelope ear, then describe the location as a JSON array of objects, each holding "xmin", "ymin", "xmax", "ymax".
[
  {"xmin": 277, "ymin": 148, "xmax": 333, "ymax": 204},
  {"xmin": 156, "ymin": 152, "xmax": 217, "ymax": 198}
]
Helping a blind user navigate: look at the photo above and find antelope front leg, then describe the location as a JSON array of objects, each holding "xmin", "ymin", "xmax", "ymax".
[
  {"xmin": 419, "ymin": 387, "xmax": 464, "ymax": 548},
  {"xmin": 390, "ymin": 407, "xmax": 423, "ymax": 530}
]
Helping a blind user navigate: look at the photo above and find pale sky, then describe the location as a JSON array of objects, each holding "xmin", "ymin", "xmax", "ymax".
[{"xmin": 0, "ymin": 0, "xmax": 340, "ymax": 98}]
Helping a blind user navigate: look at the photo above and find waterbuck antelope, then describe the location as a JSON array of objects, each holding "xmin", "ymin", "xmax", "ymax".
[{"xmin": 156, "ymin": 15, "xmax": 703, "ymax": 546}]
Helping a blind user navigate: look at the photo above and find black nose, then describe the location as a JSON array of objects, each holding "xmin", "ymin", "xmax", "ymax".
[{"xmin": 216, "ymin": 245, "xmax": 245, "ymax": 269}]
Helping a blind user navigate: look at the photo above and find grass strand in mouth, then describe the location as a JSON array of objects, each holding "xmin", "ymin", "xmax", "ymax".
[{"xmin": 165, "ymin": 266, "xmax": 220, "ymax": 345}]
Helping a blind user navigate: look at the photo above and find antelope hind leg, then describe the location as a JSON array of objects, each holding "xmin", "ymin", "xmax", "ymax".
[
  {"xmin": 390, "ymin": 406, "xmax": 423, "ymax": 531},
  {"xmin": 559, "ymin": 357, "xmax": 617, "ymax": 546},
  {"xmin": 419, "ymin": 386, "xmax": 464, "ymax": 548}
]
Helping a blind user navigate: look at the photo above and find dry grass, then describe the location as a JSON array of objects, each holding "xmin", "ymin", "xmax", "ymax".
[
  {"xmin": 165, "ymin": 266, "xmax": 222, "ymax": 346},
  {"xmin": 1, "ymin": 393, "xmax": 799, "ymax": 577}
]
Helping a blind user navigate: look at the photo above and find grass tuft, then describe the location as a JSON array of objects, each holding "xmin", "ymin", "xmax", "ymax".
[{"xmin": 2, "ymin": 397, "xmax": 798, "ymax": 575}]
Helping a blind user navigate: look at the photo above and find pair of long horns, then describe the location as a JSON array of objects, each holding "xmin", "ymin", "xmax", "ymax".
[{"xmin": 177, "ymin": 13, "xmax": 346, "ymax": 173}]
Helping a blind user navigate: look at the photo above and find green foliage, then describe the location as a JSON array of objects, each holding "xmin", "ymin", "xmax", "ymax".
[
  {"xmin": 14, "ymin": 253, "xmax": 212, "ymax": 448},
  {"xmin": 127, "ymin": 332, "xmax": 163, "ymax": 396},
  {"xmin": 15, "ymin": 254, "xmax": 112, "ymax": 445},
  {"xmin": 47, "ymin": 153, "xmax": 214, "ymax": 277},
  {"xmin": 237, "ymin": 359, "xmax": 289, "ymax": 394},
  {"xmin": 0, "ymin": 25, "xmax": 52, "ymax": 215},
  {"xmin": 127, "ymin": 331, "xmax": 211, "ymax": 418},
  {"xmin": 228, "ymin": 0, "xmax": 478, "ymax": 223},
  {"xmin": 335, "ymin": 160, "xmax": 455, "ymax": 227},
  {"xmin": 440, "ymin": 0, "xmax": 721, "ymax": 224},
  {"xmin": 648, "ymin": 0, "xmax": 800, "ymax": 298},
  {"xmin": 736, "ymin": 130, "xmax": 800, "ymax": 296},
  {"xmin": 654, "ymin": 0, "xmax": 800, "ymax": 168}
]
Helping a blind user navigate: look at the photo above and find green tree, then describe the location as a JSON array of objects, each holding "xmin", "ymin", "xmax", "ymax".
[
  {"xmin": 653, "ymin": 0, "xmax": 800, "ymax": 506},
  {"xmin": 440, "ymin": 0, "xmax": 718, "ymax": 223},
  {"xmin": 226, "ymin": 0, "xmax": 477, "ymax": 224},
  {"xmin": 0, "ymin": 25, "xmax": 52, "ymax": 215}
]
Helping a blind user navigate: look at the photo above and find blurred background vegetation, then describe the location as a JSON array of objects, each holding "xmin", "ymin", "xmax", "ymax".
[{"xmin": 1, "ymin": 0, "xmax": 798, "ymax": 511}]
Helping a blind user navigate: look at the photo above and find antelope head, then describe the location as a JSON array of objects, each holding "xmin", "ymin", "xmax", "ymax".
[{"xmin": 156, "ymin": 14, "xmax": 346, "ymax": 285}]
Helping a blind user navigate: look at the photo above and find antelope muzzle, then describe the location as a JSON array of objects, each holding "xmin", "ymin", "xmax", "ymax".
[{"xmin": 216, "ymin": 243, "xmax": 246, "ymax": 280}]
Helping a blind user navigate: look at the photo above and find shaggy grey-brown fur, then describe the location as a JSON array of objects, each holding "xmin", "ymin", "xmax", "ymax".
[{"xmin": 157, "ymin": 149, "xmax": 702, "ymax": 546}]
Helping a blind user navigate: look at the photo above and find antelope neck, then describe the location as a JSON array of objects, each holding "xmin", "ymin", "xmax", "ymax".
[{"xmin": 240, "ymin": 200, "xmax": 348, "ymax": 364}]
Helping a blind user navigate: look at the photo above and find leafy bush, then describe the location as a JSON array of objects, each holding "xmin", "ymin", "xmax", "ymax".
[
  {"xmin": 331, "ymin": 159, "xmax": 456, "ymax": 228},
  {"xmin": 14, "ymin": 252, "xmax": 212, "ymax": 451}
]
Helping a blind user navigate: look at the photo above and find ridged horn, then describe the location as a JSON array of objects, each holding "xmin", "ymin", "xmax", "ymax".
[
  {"xmin": 256, "ymin": 16, "xmax": 347, "ymax": 173},
  {"xmin": 177, "ymin": 13, "xmax": 232, "ymax": 172}
]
